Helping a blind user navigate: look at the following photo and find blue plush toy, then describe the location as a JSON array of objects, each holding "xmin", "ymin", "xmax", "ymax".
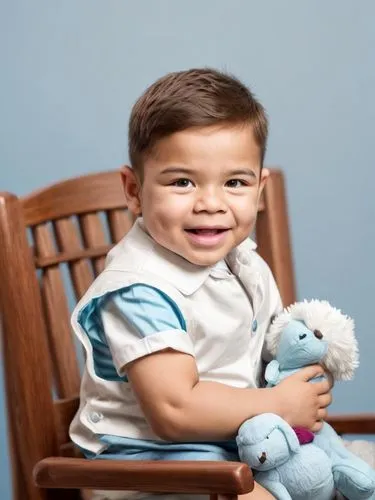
[
  {"xmin": 237, "ymin": 413, "xmax": 335, "ymax": 500},
  {"xmin": 236, "ymin": 300, "xmax": 375, "ymax": 500}
]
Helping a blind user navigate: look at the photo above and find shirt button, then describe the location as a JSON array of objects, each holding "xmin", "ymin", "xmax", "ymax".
[
  {"xmin": 241, "ymin": 255, "xmax": 252, "ymax": 266},
  {"xmin": 89, "ymin": 411, "xmax": 103, "ymax": 423},
  {"xmin": 252, "ymin": 319, "xmax": 258, "ymax": 333}
]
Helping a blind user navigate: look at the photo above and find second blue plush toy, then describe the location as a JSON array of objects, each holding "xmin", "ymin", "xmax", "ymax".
[
  {"xmin": 236, "ymin": 300, "xmax": 375, "ymax": 500},
  {"xmin": 237, "ymin": 413, "xmax": 335, "ymax": 500}
]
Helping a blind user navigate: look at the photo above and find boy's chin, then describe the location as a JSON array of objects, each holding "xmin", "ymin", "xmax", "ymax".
[{"xmin": 182, "ymin": 250, "xmax": 227, "ymax": 267}]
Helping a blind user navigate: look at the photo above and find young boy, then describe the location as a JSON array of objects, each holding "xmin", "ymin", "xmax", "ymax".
[{"xmin": 69, "ymin": 68, "xmax": 332, "ymax": 499}]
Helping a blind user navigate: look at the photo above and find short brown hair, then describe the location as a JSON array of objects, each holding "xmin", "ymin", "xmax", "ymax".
[{"xmin": 128, "ymin": 68, "xmax": 268, "ymax": 175}]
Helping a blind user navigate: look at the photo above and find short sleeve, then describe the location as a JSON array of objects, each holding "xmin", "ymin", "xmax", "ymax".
[{"xmin": 100, "ymin": 284, "xmax": 195, "ymax": 374}]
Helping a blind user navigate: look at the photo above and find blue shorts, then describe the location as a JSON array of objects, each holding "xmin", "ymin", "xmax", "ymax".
[{"xmin": 80, "ymin": 434, "xmax": 239, "ymax": 462}]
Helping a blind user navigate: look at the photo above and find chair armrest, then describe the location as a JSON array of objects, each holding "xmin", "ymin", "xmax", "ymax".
[
  {"xmin": 327, "ymin": 413, "xmax": 375, "ymax": 435},
  {"xmin": 34, "ymin": 457, "xmax": 253, "ymax": 494}
]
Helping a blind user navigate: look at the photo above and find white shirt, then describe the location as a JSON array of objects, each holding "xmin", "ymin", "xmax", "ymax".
[{"xmin": 69, "ymin": 219, "xmax": 282, "ymax": 454}]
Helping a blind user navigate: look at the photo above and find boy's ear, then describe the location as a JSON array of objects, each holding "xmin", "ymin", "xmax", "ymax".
[
  {"xmin": 120, "ymin": 166, "xmax": 142, "ymax": 215},
  {"xmin": 258, "ymin": 167, "xmax": 270, "ymax": 200}
]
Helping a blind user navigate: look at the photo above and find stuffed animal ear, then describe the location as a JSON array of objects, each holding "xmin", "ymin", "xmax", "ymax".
[
  {"xmin": 276, "ymin": 420, "xmax": 300, "ymax": 454},
  {"xmin": 265, "ymin": 360, "xmax": 280, "ymax": 385}
]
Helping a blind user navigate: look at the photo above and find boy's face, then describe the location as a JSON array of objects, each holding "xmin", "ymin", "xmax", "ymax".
[{"xmin": 123, "ymin": 124, "xmax": 269, "ymax": 266}]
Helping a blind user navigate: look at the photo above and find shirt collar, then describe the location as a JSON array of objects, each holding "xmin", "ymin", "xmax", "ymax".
[{"xmin": 106, "ymin": 217, "xmax": 258, "ymax": 296}]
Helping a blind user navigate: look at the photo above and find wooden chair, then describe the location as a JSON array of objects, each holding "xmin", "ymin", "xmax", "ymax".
[{"xmin": 0, "ymin": 169, "xmax": 374, "ymax": 500}]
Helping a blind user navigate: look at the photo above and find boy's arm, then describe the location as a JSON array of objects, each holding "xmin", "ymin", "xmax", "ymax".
[{"xmin": 126, "ymin": 349, "xmax": 331, "ymax": 441}]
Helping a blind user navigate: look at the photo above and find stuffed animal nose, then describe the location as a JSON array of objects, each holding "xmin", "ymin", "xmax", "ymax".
[
  {"xmin": 314, "ymin": 329, "xmax": 323, "ymax": 339},
  {"xmin": 258, "ymin": 452, "xmax": 267, "ymax": 464}
]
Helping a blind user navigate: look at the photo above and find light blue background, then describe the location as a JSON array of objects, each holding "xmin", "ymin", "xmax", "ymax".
[{"xmin": 1, "ymin": 1, "xmax": 374, "ymax": 497}]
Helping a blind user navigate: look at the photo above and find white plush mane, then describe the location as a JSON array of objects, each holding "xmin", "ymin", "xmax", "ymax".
[{"xmin": 266, "ymin": 299, "xmax": 359, "ymax": 380}]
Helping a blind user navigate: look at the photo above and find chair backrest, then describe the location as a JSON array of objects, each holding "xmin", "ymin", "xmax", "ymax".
[{"xmin": 0, "ymin": 169, "xmax": 295, "ymax": 500}]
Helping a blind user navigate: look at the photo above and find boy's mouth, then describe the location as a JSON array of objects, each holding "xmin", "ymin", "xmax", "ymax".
[
  {"xmin": 185, "ymin": 227, "xmax": 229, "ymax": 235},
  {"xmin": 184, "ymin": 227, "xmax": 230, "ymax": 247}
]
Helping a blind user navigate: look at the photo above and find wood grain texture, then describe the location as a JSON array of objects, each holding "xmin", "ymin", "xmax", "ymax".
[
  {"xmin": 107, "ymin": 208, "xmax": 133, "ymax": 242},
  {"xmin": 327, "ymin": 414, "xmax": 375, "ymax": 435},
  {"xmin": 0, "ymin": 193, "xmax": 60, "ymax": 500},
  {"xmin": 34, "ymin": 458, "xmax": 253, "ymax": 494},
  {"xmin": 54, "ymin": 217, "xmax": 93, "ymax": 300},
  {"xmin": 22, "ymin": 171, "xmax": 126, "ymax": 226},
  {"xmin": 79, "ymin": 213, "xmax": 107, "ymax": 274},
  {"xmin": 33, "ymin": 224, "xmax": 80, "ymax": 397},
  {"xmin": 35, "ymin": 244, "xmax": 113, "ymax": 269},
  {"xmin": 256, "ymin": 169, "xmax": 297, "ymax": 307},
  {"xmin": 54, "ymin": 397, "xmax": 80, "ymax": 449},
  {"xmin": 211, "ymin": 496, "xmax": 238, "ymax": 500}
]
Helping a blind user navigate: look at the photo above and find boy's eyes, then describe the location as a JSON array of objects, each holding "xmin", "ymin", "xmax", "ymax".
[
  {"xmin": 225, "ymin": 179, "xmax": 247, "ymax": 188},
  {"xmin": 171, "ymin": 178, "xmax": 193, "ymax": 188},
  {"xmin": 170, "ymin": 179, "xmax": 248, "ymax": 188}
]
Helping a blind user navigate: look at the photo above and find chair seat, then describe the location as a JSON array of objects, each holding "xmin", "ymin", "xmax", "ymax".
[{"xmin": 89, "ymin": 493, "xmax": 208, "ymax": 500}]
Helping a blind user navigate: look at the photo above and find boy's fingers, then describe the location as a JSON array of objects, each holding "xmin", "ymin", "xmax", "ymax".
[
  {"xmin": 325, "ymin": 370, "xmax": 334, "ymax": 388},
  {"xmin": 298, "ymin": 364, "xmax": 324, "ymax": 381},
  {"xmin": 317, "ymin": 408, "xmax": 328, "ymax": 420},
  {"xmin": 318, "ymin": 392, "xmax": 332, "ymax": 408},
  {"xmin": 315, "ymin": 379, "xmax": 331, "ymax": 394},
  {"xmin": 312, "ymin": 420, "xmax": 324, "ymax": 433}
]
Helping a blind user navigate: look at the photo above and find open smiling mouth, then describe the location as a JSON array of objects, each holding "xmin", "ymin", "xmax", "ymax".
[
  {"xmin": 183, "ymin": 228, "xmax": 230, "ymax": 246},
  {"xmin": 185, "ymin": 228, "xmax": 229, "ymax": 235}
]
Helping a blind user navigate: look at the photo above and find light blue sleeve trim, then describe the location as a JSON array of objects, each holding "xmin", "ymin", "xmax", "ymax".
[
  {"xmin": 108, "ymin": 284, "xmax": 187, "ymax": 336},
  {"xmin": 77, "ymin": 284, "xmax": 187, "ymax": 382}
]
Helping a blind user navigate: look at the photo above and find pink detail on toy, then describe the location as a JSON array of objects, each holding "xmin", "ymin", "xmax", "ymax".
[{"xmin": 293, "ymin": 427, "xmax": 315, "ymax": 444}]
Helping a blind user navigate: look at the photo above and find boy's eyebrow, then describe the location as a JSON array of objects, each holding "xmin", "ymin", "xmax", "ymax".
[
  {"xmin": 229, "ymin": 168, "xmax": 257, "ymax": 178},
  {"xmin": 160, "ymin": 167, "xmax": 257, "ymax": 177},
  {"xmin": 160, "ymin": 167, "xmax": 194, "ymax": 175}
]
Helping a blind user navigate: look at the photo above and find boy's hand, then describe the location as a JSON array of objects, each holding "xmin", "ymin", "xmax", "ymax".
[
  {"xmin": 325, "ymin": 369, "xmax": 334, "ymax": 389},
  {"xmin": 274, "ymin": 364, "xmax": 332, "ymax": 432}
]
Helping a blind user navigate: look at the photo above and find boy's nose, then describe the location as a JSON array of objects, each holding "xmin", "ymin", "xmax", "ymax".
[{"xmin": 194, "ymin": 189, "xmax": 227, "ymax": 213}]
